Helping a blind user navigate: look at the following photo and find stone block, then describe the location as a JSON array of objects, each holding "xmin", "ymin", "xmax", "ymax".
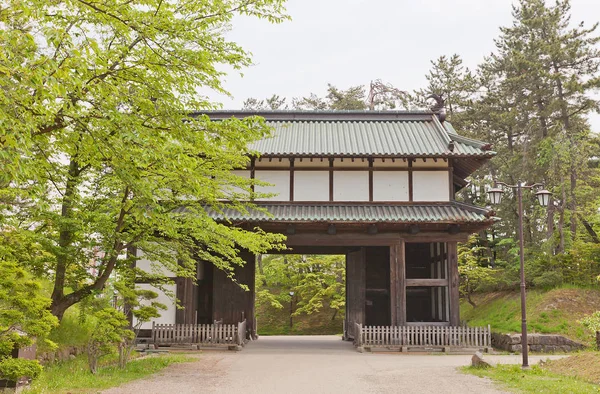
[{"xmin": 471, "ymin": 351, "xmax": 491, "ymax": 368}]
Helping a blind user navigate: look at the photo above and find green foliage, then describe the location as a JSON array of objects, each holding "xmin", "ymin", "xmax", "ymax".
[
  {"xmin": 27, "ymin": 353, "xmax": 194, "ymax": 394},
  {"xmin": 86, "ymin": 308, "xmax": 133, "ymax": 374},
  {"xmin": 463, "ymin": 364, "xmax": 600, "ymax": 394},
  {"xmin": 0, "ymin": 0, "xmax": 289, "ymax": 320},
  {"xmin": 257, "ymin": 255, "xmax": 345, "ymax": 320},
  {"xmin": 579, "ymin": 311, "xmax": 600, "ymax": 333},
  {"xmin": 0, "ymin": 358, "xmax": 42, "ymax": 382},
  {"xmin": 0, "ymin": 259, "xmax": 58, "ymax": 382},
  {"xmin": 458, "ymin": 236, "xmax": 498, "ymax": 306}
]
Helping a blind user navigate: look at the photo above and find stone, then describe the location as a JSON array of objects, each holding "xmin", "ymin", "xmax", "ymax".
[{"xmin": 471, "ymin": 351, "xmax": 491, "ymax": 368}]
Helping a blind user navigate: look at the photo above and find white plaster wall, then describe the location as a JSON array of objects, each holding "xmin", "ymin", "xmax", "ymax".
[
  {"xmin": 255, "ymin": 170, "xmax": 290, "ymax": 201},
  {"xmin": 136, "ymin": 249, "xmax": 176, "ymax": 277},
  {"xmin": 333, "ymin": 171, "xmax": 369, "ymax": 201},
  {"xmin": 133, "ymin": 283, "xmax": 177, "ymax": 329},
  {"xmin": 412, "ymin": 171, "xmax": 449, "ymax": 201},
  {"xmin": 294, "ymin": 171, "xmax": 329, "ymax": 201},
  {"xmin": 373, "ymin": 172, "xmax": 409, "ymax": 201}
]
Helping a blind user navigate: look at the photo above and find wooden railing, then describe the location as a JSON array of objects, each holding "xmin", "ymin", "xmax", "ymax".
[
  {"xmin": 152, "ymin": 320, "xmax": 247, "ymax": 347},
  {"xmin": 355, "ymin": 324, "xmax": 491, "ymax": 349}
]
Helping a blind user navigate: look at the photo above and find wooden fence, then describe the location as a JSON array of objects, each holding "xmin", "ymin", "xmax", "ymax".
[
  {"xmin": 152, "ymin": 320, "xmax": 247, "ymax": 347},
  {"xmin": 355, "ymin": 324, "xmax": 491, "ymax": 349}
]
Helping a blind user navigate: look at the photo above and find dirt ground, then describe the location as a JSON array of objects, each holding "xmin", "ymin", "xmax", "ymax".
[
  {"xmin": 102, "ymin": 336, "xmax": 568, "ymax": 394},
  {"xmin": 545, "ymin": 352, "xmax": 600, "ymax": 385}
]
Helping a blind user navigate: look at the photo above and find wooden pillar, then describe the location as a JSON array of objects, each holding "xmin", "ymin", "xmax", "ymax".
[
  {"xmin": 346, "ymin": 247, "xmax": 366, "ymax": 338},
  {"xmin": 448, "ymin": 241, "xmax": 460, "ymax": 326},
  {"xmin": 390, "ymin": 241, "xmax": 405, "ymax": 326}
]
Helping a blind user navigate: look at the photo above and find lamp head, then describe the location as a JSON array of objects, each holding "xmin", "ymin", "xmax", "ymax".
[
  {"xmin": 487, "ymin": 187, "xmax": 505, "ymax": 205},
  {"xmin": 535, "ymin": 189, "xmax": 552, "ymax": 207}
]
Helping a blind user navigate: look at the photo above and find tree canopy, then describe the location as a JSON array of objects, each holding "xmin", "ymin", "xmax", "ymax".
[{"xmin": 1, "ymin": 0, "xmax": 288, "ymax": 319}]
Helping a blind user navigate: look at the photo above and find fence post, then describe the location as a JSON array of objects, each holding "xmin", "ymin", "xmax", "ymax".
[
  {"xmin": 596, "ymin": 331, "xmax": 599, "ymax": 351},
  {"xmin": 152, "ymin": 321, "xmax": 156, "ymax": 348}
]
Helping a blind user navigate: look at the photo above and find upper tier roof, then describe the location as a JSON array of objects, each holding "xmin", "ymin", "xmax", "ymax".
[{"xmin": 196, "ymin": 110, "xmax": 495, "ymax": 159}]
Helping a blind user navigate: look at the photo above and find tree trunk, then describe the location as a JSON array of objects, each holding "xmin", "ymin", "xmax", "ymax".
[
  {"xmin": 257, "ymin": 254, "xmax": 267, "ymax": 286},
  {"xmin": 579, "ymin": 215, "xmax": 600, "ymax": 244},
  {"xmin": 331, "ymin": 309, "xmax": 338, "ymax": 321},
  {"xmin": 51, "ymin": 158, "xmax": 80, "ymax": 309}
]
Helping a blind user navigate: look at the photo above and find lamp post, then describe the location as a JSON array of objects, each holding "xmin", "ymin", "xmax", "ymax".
[
  {"xmin": 289, "ymin": 291, "xmax": 294, "ymax": 329},
  {"xmin": 487, "ymin": 181, "xmax": 551, "ymax": 369}
]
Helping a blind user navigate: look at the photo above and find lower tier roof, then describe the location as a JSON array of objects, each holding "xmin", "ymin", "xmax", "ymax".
[{"xmin": 204, "ymin": 202, "xmax": 494, "ymax": 224}]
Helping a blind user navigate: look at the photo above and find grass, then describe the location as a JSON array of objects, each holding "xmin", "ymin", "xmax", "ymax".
[
  {"xmin": 463, "ymin": 364, "xmax": 600, "ymax": 393},
  {"xmin": 461, "ymin": 286, "xmax": 600, "ymax": 345},
  {"xmin": 26, "ymin": 353, "xmax": 195, "ymax": 394}
]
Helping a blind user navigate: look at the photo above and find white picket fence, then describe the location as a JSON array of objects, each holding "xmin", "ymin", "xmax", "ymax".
[
  {"xmin": 355, "ymin": 324, "xmax": 491, "ymax": 349},
  {"xmin": 152, "ymin": 320, "xmax": 247, "ymax": 347}
]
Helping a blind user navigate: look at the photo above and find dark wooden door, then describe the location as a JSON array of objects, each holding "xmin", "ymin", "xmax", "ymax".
[{"xmin": 345, "ymin": 248, "xmax": 365, "ymax": 340}]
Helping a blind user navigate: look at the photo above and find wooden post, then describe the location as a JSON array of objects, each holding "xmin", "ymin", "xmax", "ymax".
[
  {"xmin": 390, "ymin": 241, "xmax": 405, "ymax": 326},
  {"xmin": 596, "ymin": 331, "xmax": 600, "ymax": 351},
  {"xmin": 448, "ymin": 242, "xmax": 460, "ymax": 326}
]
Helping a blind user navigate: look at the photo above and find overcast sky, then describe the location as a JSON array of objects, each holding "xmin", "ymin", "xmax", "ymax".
[{"xmin": 207, "ymin": 0, "xmax": 600, "ymax": 129}]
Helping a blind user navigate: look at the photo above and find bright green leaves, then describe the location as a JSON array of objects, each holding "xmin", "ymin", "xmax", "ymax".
[
  {"xmin": 1, "ymin": 0, "xmax": 289, "ymax": 319},
  {"xmin": 0, "ymin": 259, "xmax": 58, "ymax": 382},
  {"xmin": 257, "ymin": 255, "xmax": 345, "ymax": 319}
]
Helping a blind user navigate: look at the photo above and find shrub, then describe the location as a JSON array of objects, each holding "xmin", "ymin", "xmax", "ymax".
[{"xmin": 0, "ymin": 260, "xmax": 58, "ymax": 382}]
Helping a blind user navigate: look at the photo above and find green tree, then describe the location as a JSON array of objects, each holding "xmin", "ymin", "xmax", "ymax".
[
  {"xmin": 458, "ymin": 236, "xmax": 496, "ymax": 307},
  {"xmin": 293, "ymin": 84, "xmax": 367, "ymax": 110},
  {"xmin": 0, "ymin": 258, "xmax": 58, "ymax": 382},
  {"xmin": 1, "ymin": 0, "xmax": 289, "ymax": 320},
  {"xmin": 86, "ymin": 308, "xmax": 132, "ymax": 374},
  {"xmin": 257, "ymin": 255, "xmax": 345, "ymax": 320},
  {"xmin": 412, "ymin": 54, "xmax": 478, "ymax": 129}
]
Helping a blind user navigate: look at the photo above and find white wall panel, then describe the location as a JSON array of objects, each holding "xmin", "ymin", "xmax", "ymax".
[
  {"xmin": 133, "ymin": 283, "xmax": 177, "ymax": 329},
  {"xmin": 255, "ymin": 170, "xmax": 290, "ymax": 201},
  {"xmin": 334, "ymin": 171, "xmax": 369, "ymax": 201},
  {"xmin": 413, "ymin": 171, "xmax": 449, "ymax": 201},
  {"xmin": 294, "ymin": 171, "xmax": 329, "ymax": 201},
  {"xmin": 373, "ymin": 172, "xmax": 409, "ymax": 201}
]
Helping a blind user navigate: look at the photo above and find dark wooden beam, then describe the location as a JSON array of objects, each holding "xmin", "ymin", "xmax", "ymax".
[
  {"xmin": 329, "ymin": 158, "xmax": 334, "ymax": 201},
  {"xmin": 448, "ymin": 242, "xmax": 460, "ymax": 326},
  {"xmin": 405, "ymin": 278, "xmax": 449, "ymax": 287},
  {"xmin": 285, "ymin": 232, "xmax": 402, "ymax": 246},
  {"xmin": 250, "ymin": 157, "xmax": 256, "ymax": 194},
  {"xmin": 408, "ymin": 159, "xmax": 414, "ymax": 201},
  {"xmin": 448, "ymin": 159, "xmax": 455, "ymax": 200},
  {"xmin": 368, "ymin": 158, "xmax": 374, "ymax": 201},
  {"xmin": 289, "ymin": 158, "xmax": 295, "ymax": 201},
  {"xmin": 398, "ymin": 241, "xmax": 406, "ymax": 325}
]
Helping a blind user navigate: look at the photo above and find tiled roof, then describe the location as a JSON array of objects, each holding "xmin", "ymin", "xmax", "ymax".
[
  {"xmin": 198, "ymin": 111, "xmax": 495, "ymax": 158},
  {"xmin": 204, "ymin": 202, "xmax": 493, "ymax": 224}
]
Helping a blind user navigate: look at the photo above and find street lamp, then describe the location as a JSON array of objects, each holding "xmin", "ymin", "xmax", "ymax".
[
  {"xmin": 289, "ymin": 291, "xmax": 295, "ymax": 329},
  {"xmin": 487, "ymin": 181, "xmax": 551, "ymax": 369}
]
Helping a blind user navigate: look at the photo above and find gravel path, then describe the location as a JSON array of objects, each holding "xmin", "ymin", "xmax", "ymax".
[{"xmin": 103, "ymin": 336, "xmax": 563, "ymax": 394}]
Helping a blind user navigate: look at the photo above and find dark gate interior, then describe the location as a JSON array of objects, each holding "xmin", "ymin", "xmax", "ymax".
[{"xmin": 365, "ymin": 247, "xmax": 390, "ymax": 326}]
